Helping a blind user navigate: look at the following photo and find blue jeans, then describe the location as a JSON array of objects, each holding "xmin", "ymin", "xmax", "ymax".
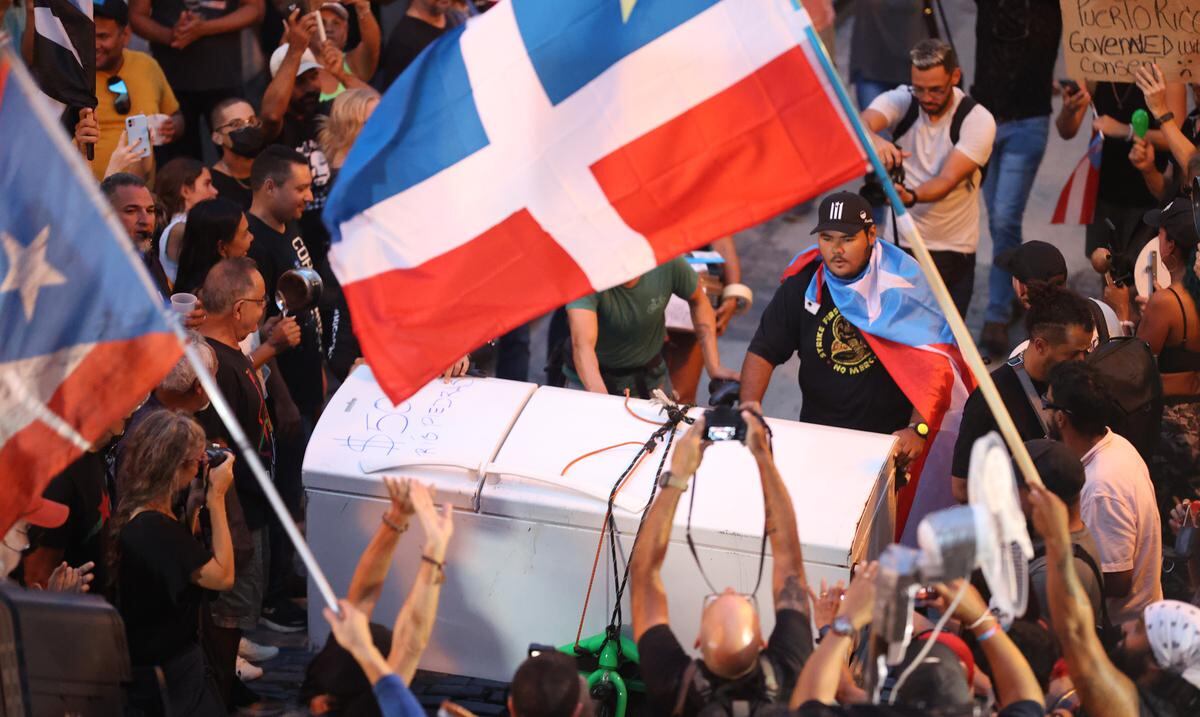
[
  {"xmin": 852, "ymin": 73, "xmax": 897, "ymax": 111},
  {"xmin": 982, "ymin": 116, "xmax": 1050, "ymax": 323}
]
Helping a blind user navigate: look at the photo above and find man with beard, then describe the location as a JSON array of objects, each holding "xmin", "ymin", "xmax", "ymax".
[
  {"xmin": 209, "ymin": 98, "xmax": 265, "ymax": 211},
  {"xmin": 261, "ymin": 10, "xmax": 334, "ymax": 271},
  {"xmin": 1045, "ymin": 361, "xmax": 1162, "ymax": 626},
  {"xmin": 1030, "ymin": 484, "xmax": 1200, "ymax": 717},
  {"xmin": 100, "ymin": 172, "xmax": 171, "ymax": 297},
  {"xmin": 861, "ymin": 38, "xmax": 996, "ymax": 316}
]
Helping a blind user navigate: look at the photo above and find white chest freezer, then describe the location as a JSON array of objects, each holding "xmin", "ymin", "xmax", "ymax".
[{"xmin": 303, "ymin": 370, "xmax": 895, "ymax": 681}]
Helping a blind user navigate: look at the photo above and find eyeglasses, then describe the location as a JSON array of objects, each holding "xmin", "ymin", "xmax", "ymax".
[
  {"xmin": 1040, "ymin": 396, "xmax": 1071, "ymax": 414},
  {"xmin": 235, "ymin": 296, "xmax": 267, "ymax": 309},
  {"xmin": 702, "ymin": 592, "xmax": 759, "ymax": 612},
  {"xmin": 910, "ymin": 82, "xmax": 953, "ymax": 99},
  {"xmin": 216, "ymin": 117, "xmax": 262, "ymax": 133},
  {"xmin": 107, "ymin": 76, "xmax": 130, "ymax": 115}
]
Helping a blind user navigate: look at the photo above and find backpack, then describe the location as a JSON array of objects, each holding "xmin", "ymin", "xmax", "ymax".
[
  {"xmin": 1029, "ymin": 542, "xmax": 1121, "ymax": 652},
  {"xmin": 674, "ymin": 656, "xmax": 781, "ymax": 717},
  {"xmin": 893, "ymin": 93, "xmax": 988, "ymax": 184},
  {"xmin": 1086, "ymin": 336, "xmax": 1164, "ymax": 465}
]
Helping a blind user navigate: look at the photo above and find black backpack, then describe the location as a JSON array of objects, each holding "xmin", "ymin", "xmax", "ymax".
[
  {"xmin": 1086, "ymin": 336, "xmax": 1163, "ymax": 465},
  {"xmin": 893, "ymin": 93, "xmax": 988, "ymax": 184},
  {"xmin": 675, "ymin": 656, "xmax": 782, "ymax": 717},
  {"xmin": 1027, "ymin": 543, "xmax": 1121, "ymax": 652}
]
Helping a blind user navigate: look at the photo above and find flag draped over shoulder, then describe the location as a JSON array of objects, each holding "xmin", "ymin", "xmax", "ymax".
[
  {"xmin": 324, "ymin": 0, "xmax": 867, "ymax": 404},
  {"xmin": 0, "ymin": 50, "xmax": 180, "ymax": 535},
  {"xmin": 782, "ymin": 241, "xmax": 976, "ymax": 540}
]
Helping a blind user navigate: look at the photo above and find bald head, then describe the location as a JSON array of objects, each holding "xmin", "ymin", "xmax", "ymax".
[{"xmin": 697, "ymin": 591, "xmax": 763, "ymax": 679}]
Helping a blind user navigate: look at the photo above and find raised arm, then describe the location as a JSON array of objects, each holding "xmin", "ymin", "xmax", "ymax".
[
  {"xmin": 1056, "ymin": 83, "xmax": 1093, "ymax": 140},
  {"xmin": 347, "ymin": 476, "xmax": 414, "ymax": 615},
  {"xmin": 933, "ymin": 580, "xmax": 1043, "ymax": 708},
  {"xmin": 1029, "ymin": 485, "xmax": 1141, "ymax": 717},
  {"xmin": 388, "ymin": 482, "xmax": 454, "ymax": 683},
  {"xmin": 261, "ymin": 10, "xmax": 317, "ymax": 141},
  {"xmin": 791, "ymin": 562, "xmax": 877, "ymax": 708},
  {"xmin": 1135, "ymin": 63, "xmax": 1192, "ymax": 164},
  {"xmin": 567, "ymin": 307, "xmax": 608, "ymax": 394},
  {"xmin": 630, "ymin": 417, "xmax": 707, "ymax": 640},
  {"xmin": 743, "ymin": 410, "xmax": 807, "ymax": 613},
  {"xmin": 345, "ymin": 0, "xmax": 381, "ymax": 81},
  {"xmin": 193, "ymin": 455, "xmax": 236, "ymax": 591}
]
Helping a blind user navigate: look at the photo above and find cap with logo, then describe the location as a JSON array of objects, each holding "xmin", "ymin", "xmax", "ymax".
[
  {"xmin": 269, "ymin": 44, "xmax": 324, "ymax": 79},
  {"xmin": 1144, "ymin": 198, "xmax": 1200, "ymax": 250},
  {"xmin": 811, "ymin": 191, "xmax": 875, "ymax": 236},
  {"xmin": 995, "ymin": 240, "xmax": 1068, "ymax": 283}
]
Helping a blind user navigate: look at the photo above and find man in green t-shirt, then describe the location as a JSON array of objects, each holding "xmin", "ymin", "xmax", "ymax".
[{"xmin": 566, "ymin": 257, "xmax": 738, "ymax": 399}]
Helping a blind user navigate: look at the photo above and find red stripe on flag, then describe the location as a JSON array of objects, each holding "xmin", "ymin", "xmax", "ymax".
[
  {"xmin": 0, "ymin": 334, "xmax": 180, "ymax": 534},
  {"xmin": 345, "ymin": 210, "xmax": 592, "ymax": 403},
  {"xmin": 590, "ymin": 46, "xmax": 865, "ymax": 263},
  {"xmin": 1050, "ymin": 159, "xmax": 1079, "ymax": 225},
  {"xmin": 1080, "ymin": 156, "xmax": 1100, "ymax": 225}
]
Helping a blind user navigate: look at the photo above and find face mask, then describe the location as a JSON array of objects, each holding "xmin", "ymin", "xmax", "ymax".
[{"xmin": 228, "ymin": 125, "xmax": 266, "ymax": 158}]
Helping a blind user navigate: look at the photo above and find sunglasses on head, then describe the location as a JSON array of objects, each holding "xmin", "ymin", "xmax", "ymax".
[{"xmin": 107, "ymin": 76, "xmax": 130, "ymax": 115}]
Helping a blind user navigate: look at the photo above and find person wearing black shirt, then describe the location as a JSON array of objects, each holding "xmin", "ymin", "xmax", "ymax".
[
  {"xmin": 742, "ymin": 192, "xmax": 925, "ymax": 465},
  {"xmin": 128, "ymin": 0, "xmax": 263, "ymax": 161},
  {"xmin": 374, "ymin": 0, "xmax": 448, "ymax": 90},
  {"xmin": 209, "ymin": 98, "xmax": 265, "ymax": 212},
  {"xmin": 971, "ymin": 0, "xmax": 1061, "ymax": 356},
  {"xmin": 951, "ymin": 283, "xmax": 1094, "ymax": 503},
  {"xmin": 631, "ymin": 414, "xmax": 813, "ymax": 716},
  {"xmin": 107, "ymin": 409, "xmax": 234, "ymax": 717}
]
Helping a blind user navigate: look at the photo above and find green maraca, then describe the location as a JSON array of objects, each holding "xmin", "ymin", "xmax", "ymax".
[{"xmin": 1131, "ymin": 109, "xmax": 1150, "ymax": 139}]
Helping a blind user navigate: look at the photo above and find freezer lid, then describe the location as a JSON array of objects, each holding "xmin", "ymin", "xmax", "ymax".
[
  {"xmin": 484, "ymin": 387, "xmax": 895, "ymax": 567},
  {"xmin": 302, "ymin": 368, "xmax": 536, "ymax": 508}
]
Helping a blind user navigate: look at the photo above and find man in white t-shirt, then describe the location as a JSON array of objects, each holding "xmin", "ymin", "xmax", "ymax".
[
  {"xmin": 1045, "ymin": 361, "xmax": 1162, "ymax": 625},
  {"xmin": 861, "ymin": 38, "xmax": 997, "ymax": 316}
]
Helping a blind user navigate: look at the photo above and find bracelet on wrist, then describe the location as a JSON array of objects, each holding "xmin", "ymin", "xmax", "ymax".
[
  {"xmin": 967, "ymin": 612, "xmax": 995, "ymax": 630},
  {"xmin": 422, "ymin": 554, "xmax": 446, "ymax": 584},
  {"xmin": 381, "ymin": 514, "xmax": 408, "ymax": 533},
  {"xmin": 976, "ymin": 624, "xmax": 1000, "ymax": 642}
]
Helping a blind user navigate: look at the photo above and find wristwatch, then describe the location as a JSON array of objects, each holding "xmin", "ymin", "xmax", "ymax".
[
  {"xmin": 1155, "ymin": 111, "xmax": 1176, "ymax": 125},
  {"xmin": 657, "ymin": 470, "xmax": 690, "ymax": 491},
  {"xmin": 903, "ymin": 186, "xmax": 918, "ymax": 208},
  {"xmin": 909, "ymin": 422, "xmax": 930, "ymax": 439},
  {"xmin": 830, "ymin": 616, "xmax": 856, "ymax": 638}
]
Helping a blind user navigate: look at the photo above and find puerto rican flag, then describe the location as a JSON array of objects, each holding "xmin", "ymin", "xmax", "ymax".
[
  {"xmin": 782, "ymin": 240, "xmax": 977, "ymax": 540},
  {"xmin": 0, "ymin": 49, "xmax": 180, "ymax": 535},
  {"xmin": 324, "ymin": 0, "xmax": 866, "ymax": 404},
  {"xmin": 1051, "ymin": 132, "xmax": 1102, "ymax": 225}
]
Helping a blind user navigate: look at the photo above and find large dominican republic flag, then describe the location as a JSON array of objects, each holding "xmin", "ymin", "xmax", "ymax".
[
  {"xmin": 0, "ymin": 49, "xmax": 180, "ymax": 535},
  {"xmin": 324, "ymin": 0, "xmax": 867, "ymax": 404},
  {"xmin": 782, "ymin": 240, "xmax": 976, "ymax": 539}
]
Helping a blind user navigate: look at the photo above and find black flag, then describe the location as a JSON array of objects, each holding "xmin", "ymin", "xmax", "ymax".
[{"xmin": 30, "ymin": 0, "xmax": 96, "ymax": 111}]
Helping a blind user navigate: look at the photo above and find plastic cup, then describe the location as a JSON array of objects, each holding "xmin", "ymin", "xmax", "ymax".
[{"xmin": 171, "ymin": 292, "xmax": 197, "ymax": 316}]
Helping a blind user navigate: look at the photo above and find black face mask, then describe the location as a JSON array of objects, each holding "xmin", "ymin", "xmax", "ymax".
[{"xmin": 228, "ymin": 125, "xmax": 266, "ymax": 158}]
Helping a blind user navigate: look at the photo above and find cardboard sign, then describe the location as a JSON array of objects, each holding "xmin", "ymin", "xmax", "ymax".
[{"xmin": 1061, "ymin": 0, "xmax": 1200, "ymax": 82}]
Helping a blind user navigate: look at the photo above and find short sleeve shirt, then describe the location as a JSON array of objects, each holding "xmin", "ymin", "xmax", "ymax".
[
  {"xmin": 31, "ymin": 450, "xmax": 111, "ymax": 589},
  {"xmin": 117, "ymin": 511, "xmax": 211, "ymax": 666},
  {"xmin": 1079, "ymin": 430, "xmax": 1163, "ymax": 625},
  {"xmin": 637, "ymin": 609, "xmax": 813, "ymax": 717},
  {"xmin": 747, "ymin": 262, "xmax": 912, "ymax": 434},
  {"xmin": 567, "ymin": 258, "xmax": 698, "ymax": 370},
  {"xmin": 867, "ymin": 87, "xmax": 996, "ymax": 254},
  {"xmin": 92, "ymin": 50, "xmax": 180, "ymax": 183}
]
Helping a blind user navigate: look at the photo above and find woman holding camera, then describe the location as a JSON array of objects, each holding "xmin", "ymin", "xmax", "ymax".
[{"xmin": 106, "ymin": 409, "xmax": 235, "ymax": 716}]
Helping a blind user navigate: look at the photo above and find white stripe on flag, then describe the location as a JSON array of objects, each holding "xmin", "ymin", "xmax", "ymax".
[
  {"xmin": 33, "ymin": 7, "xmax": 84, "ymax": 69},
  {"xmin": 331, "ymin": 0, "xmax": 815, "ymax": 288},
  {"xmin": 0, "ymin": 343, "xmax": 95, "ymax": 451}
]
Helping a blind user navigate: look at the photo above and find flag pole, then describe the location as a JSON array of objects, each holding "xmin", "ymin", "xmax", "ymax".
[
  {"xmin": 3, "ymin": 43, "xmax": 343, "ymax": 614},
  {"xmin": 795, "ymin": 14, "xmax": 1045, "ymax": 491}
]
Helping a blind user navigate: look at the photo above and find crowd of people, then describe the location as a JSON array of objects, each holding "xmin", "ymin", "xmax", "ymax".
[{"xmin": 3, "ymin": 0, "xmax": 1200, "ymax": 715}]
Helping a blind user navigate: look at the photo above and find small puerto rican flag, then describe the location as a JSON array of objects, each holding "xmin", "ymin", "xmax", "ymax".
[{"xmin": 1051, "ymin": 132, "xmax": 1102, "ymax": 225}]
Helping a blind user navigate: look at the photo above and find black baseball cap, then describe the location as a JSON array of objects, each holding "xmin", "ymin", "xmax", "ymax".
[
  {"xmin": 811, "ymin": 191, "xmax": 875, "ymax": 236},
  {"xmin": 1144, "ymin": 198, "xmax": 1200, "ymax": 249},
  {"xmin": 1014, "ymin": 439, "xmax": 1086, "ymax": 504},
  {"xmin": 882, "ymin": 640, "xmax": 972, "ymax": 711},
  {"xmin": 995, "ymin": 240, "xmax": 1068, "ymax": 283}
]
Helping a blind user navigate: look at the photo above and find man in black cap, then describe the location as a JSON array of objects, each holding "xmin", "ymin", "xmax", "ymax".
[
  {"xmin": 985, "ymin": 240, "xmax": 1126, "ymax": 356},
  {"xmin": 1016, "ymin": 439, "xmax": 1105, "ymax": 631},
  {"xmin": 742, "ymin": 191, "xmax": 927, "ymax": 464}
]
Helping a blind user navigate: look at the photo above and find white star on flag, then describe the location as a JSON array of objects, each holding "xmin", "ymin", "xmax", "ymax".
[
  {"xmin": 850, "ymin": 252, "xmax": 913, "ymax": 324},
  {"xmin": 1, "ymin": 226, "xmax": 67, "ymax": 321}
]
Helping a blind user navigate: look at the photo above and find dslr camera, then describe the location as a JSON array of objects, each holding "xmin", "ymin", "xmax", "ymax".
[
  {"xmin": 205, "ymin": 445, "xmax": 229, "ymax": 469},
  {"xmin": 859, "ymin": 161, "xmax": 906, "ymax": 206},
  {"xmin": 704, "ymin": 378, "xmax": 746, "ymax": 442}
]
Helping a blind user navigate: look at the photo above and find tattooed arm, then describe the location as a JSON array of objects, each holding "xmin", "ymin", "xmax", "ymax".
[
  {"xmin": 744, "ymin": 410, "xmax": 809, "ymax": 613},
  {"xmin": 1029, "ymin": 486, "xmax": 1139, "ymax": 717}
]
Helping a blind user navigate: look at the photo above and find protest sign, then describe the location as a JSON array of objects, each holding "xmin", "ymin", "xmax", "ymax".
[{"xmin": 1061, "ymin": 0, "xmax": 1200, "ymax": 82}]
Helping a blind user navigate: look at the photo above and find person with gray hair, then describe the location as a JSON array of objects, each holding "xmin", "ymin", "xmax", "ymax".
[
  {"xmin": 195, "ymin": 256, "xmax": 281, "ymax": 696},
  {"xmin": 860, "ymin": 37, "xmax": 996, "ymax": 317}
]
